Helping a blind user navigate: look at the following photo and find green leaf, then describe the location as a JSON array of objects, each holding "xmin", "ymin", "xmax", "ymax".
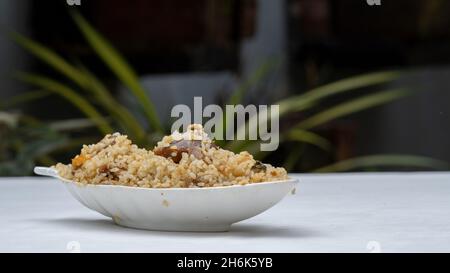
[
  {"xmin": 12, "ymin": 31, "xmax": 146, "ymax": 139},
  {"xmin": 43, "ymin": 136, "xmax": 99, "ymax": 155},
  {"xmin": 229, "ymin": 89, "xmax": 406, "ymax": 153},
  {"xmin": 217, "ymin": 59, "xmax": 277, "ymax": 145},
  {"xmin": 48, "ymin": 118, "xmax": 102, "ymax": 131},
  {"xmin": 282, "ymin": 144, "xmax": 304, "ymax": 172},
  {"xmin": 70, "ymin": 11, "xmax": 163, "ymax": 133},
  {"xmin": 235, "ymin": 71, "xmax": 402, "ymax": 141},
  {"xmin": 216, "ymin": 58, "xmax": 278, "ymax": 145},
  {"xmin": 314, "ymin": 154, "xmax": 450, "ymax": 172},
  {"xmin": 16, "ymin": 136, "xmax": 68, "ymax": 162},
  {"xmin": 77, "ymin": 65, "xmax": 146, "ymax": 141},
  {"xmin": 227, "ymin": 129, "xmax": 330, "ymax": 158},
  {"xmin": 296, "ymin": 88, "xmax": 409, "ymax": 129},
  {"xmin": 36, "ymin": 154, "xmax": 58, "ymax": 167},
  {"xmin": 228, "ymin": 58, "xmax": 278, "ymax": 105},
  {"xmin": 10, "ymin": 32, "xmax": 88, "ymax": 87},
  {"xmin": 0, "ymin": 90, "xmax": 52, "ymax": 109},
  {"xmin": 278, "ymin": 70, "xmax": 402, "ymax": 115},
  {"xmin": 239, "ymin": 140, "xmax": 271, "ymax": 161},
  {"xmin": 285, "ymin": 129, "xmax": 331, "ymax": 151},
  {"xmin": 16, "ymin": 73, "xmax": 113, "ymax": 134}
]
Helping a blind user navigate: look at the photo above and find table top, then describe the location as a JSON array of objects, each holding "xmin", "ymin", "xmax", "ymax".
[{"xmin": 1, "ymin": 172, "xmax": 449, "ymax": 253}]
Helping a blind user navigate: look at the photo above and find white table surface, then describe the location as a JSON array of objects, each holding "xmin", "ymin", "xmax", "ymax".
[{"xmin": 1, "ymin": 173, "xmax": 449, "ymax": 253}]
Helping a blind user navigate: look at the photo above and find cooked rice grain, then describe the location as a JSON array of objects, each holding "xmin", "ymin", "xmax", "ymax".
[{"xmin": 54, "ymin": 129, "xmax": 288, "ymax": 188}]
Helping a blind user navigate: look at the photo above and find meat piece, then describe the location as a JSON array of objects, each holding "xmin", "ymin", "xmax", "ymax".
[
  {"xmin": 154, "ymin": 140, "xmax": 203, "ymax": 163},
  {"xmin": 251, "ymin": 160, "xmax": 267, "ymax": 173},
  {"xmin": 98, "ymin": 164, "xmax": 108, "ymax": 173}
]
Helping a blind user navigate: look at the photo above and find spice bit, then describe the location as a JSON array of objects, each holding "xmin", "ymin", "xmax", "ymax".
[{"xmin": 72, "ymin": 155, "xmax": 89, "ymax": 168}]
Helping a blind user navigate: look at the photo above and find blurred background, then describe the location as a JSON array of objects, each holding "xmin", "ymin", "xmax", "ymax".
[{"xmin": 1, "ymin": 0, "xmax": 449, "ymax": 175}]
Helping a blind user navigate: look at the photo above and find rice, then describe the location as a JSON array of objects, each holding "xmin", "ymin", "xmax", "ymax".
[{"xmin": 54, "ymin": 124, "xmax": 288, "ymax": 188}]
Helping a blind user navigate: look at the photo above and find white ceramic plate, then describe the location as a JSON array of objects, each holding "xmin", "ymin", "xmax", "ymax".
[{"xmin": 34, "ymin": 166, "xmax": 298, "ymax": 232}]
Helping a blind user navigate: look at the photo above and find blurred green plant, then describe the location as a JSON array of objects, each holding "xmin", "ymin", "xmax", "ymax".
[
  {"xmin": 3, "ymin": 11, "xmax": 448, "ymax": 176},
  {"xmin": 314, "ymin": 155, "xmax": 450, "ymax": 172},
  {"xmin": 0, "ymin": 111, "xmax": 68, "ymax": 175}
]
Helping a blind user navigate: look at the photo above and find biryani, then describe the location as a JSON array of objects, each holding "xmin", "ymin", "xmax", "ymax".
[{"xmin": 54, "ymin": 124, "xmax": 288, "ymax": 188}]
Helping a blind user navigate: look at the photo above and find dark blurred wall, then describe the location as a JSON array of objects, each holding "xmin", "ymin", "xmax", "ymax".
[
  {"xmin": 0, "ymin": 1, "xmax": 30, "ymax": 98},
  {"xmin": 355, "ymin": 68, "xmax": 450, "ymax": 162},
  {"xmin": 288, "ymin": 0, "xmax": 450, "ymax": 163},
  {"xmin": 241, "ymin": 0, "xmax": 288, "ymax": 102},
  {"xmin": 2, "ymin": 0, "xmax": 449, "ymax": 166}
]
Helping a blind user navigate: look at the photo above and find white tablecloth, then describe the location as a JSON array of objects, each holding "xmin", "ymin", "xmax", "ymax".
[{"xmin": 1, "ymin": 173, "xmax": 449, "ymax": 253}]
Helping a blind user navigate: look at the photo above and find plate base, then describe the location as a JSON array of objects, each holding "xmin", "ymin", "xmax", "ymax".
[{"xmin": 113, "ymin": 219, "xmax": 231, "ymax": 232}]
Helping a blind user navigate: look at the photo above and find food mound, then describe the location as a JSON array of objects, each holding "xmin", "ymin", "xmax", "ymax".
[{"xmin": 54, "ymin": 124, "xmax": 288, "ymax": 188}]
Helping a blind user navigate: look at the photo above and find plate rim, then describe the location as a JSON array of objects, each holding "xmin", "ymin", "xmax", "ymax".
[
  {"xmin": 35, "ymin": 166, "xmax": 299, "ymax": 192},
  {"xmin": 59, "ymin": 176, "xmax": 299, "ymax": 191}
]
